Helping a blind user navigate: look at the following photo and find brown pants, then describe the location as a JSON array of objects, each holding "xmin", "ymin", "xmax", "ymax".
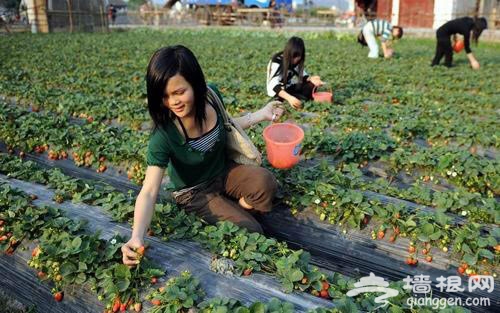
[{"xmin": 173, "ymin": 163, "xmax": 278, "ymax": 234}]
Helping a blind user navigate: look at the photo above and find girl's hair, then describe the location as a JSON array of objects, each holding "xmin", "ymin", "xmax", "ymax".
[
  {"xmin": 146, "ymin": 45, "xmax": 207, "ymax": 130},
  {"xmin": 281, "ymin": 36, "xmax": 306, "ymax": 85},
  {"xmin": 472, "ymin": 17, "xmax": 488, "ymax": 44}
]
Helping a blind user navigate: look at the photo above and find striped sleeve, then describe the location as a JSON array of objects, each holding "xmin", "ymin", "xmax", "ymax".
[
  {"xmin": 266, "ymin": 60, "xmax": 284, "ymax": 97},
  {"xmin": 380, "ymin": 20, "xmax": 392, "ymax": 42}
]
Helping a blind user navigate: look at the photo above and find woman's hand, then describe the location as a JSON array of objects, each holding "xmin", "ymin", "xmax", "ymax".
[
  {"xmin": 308, "ymin": 75, "xmax": 323, "ymax": 87},
  {"xmin": 470, "ymin": 60, "xmax": 480, "ymax": 70},
  {"xmin": 260, "ymin": 100, "xmax": 285, "ymax": 121},
  {"xmin": 288, "ymin": 96, "xmax": 303, "ymax": 110},
  {"xmin": 121, "ymin": 236, "xmax": 144, "ymax": 267}
]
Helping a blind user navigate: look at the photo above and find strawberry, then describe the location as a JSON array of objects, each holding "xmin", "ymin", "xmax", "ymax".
[
  {"xmin": 422, "ymin": 249, "xmax": 429, "ymax": 255},
  {"xmin": 408, "ymin": 246, "xmax": 416, "ymax": 253},
  {"xmin": 0, "ymin": 220, "xmax": 4, "ymax": 226},
  {"xmin": 112, "ymin": 299, "xmax": 120, "ymax": 312},
  {"xmin": 461, "ymin": 263, "xmax": 468, "ymax": 270},
  {"xmin": 30, "ymin": 194, "xmax": 38, "ymax": 201},
  {"xmin": 19, "ymin": 151, "xmax": 25, "ymax": 158},
  {"xmin": 389, "ymin": 236, "xmax": 396, "ymax": 243},
  {"xmin": 134, "ymin": 302, "xmax": 142, "ymax": 312},
  {"xmin": 458, "ymin": 267, "xmax": 465, "ymax": 274},
  {"xmin": 158, "ymin": 287, "xmax": 165, "ymax": 293},
  {"xmin": 301, "ymin": 277, "xmax": 308, "ymax": 284},
  {"xmin": 362, "ymin": 216, "xmax": 369, "ymax": 225},
  {"xmin": 405, "ymin": 257, "xmax": 413, "ymax": 265},
  {"xmin": 120, "ymin": 303, "xmax": 127, "ymax": 312},
  {"xmin": 32, "ymin": 246, "xmax": 40, "ymax": 257},
  {"xmin": 151, "ymin": 299, "xmax": 161, "ymax": 306},
  {"xmin": 136, "ymin": 246, "xmax": 145, "ymax": 255},
  {"xmin": 320, "ymin": 289, "xmax": 329, "ymax": 299},
  {"xmin": 494, "ymin": 245, "xmax": 500, "ymax": 252},
  {"xmin": 321, "ymin": 281, "xmax": 330, "ymax": 291},
  {"xmin": 37, "ymin": 271, "xmax": 46, "ymax": 279},
  {"xmin": 55, "ymin": 274, "xmax": 63, "ymax": 281},
  {"xmin": 394, "ymin": 213, "xmax": 400, "ymax": 219},
  {"xmin": 243, "ymin": 268, "xmax": 252, "ymax": 276},
  {"xmin": 425, "ymin": 256, "xmax": 433, "ymax": 263},
  {"xmin": 377, "ymin": 230, "xmax": 385, "ymax": 240},
  {"xmin": 0, "ymin": 235, "xmax": 8, "ymax": 242},
  {"xmin": 54, "ymin": 292, "xmax": 63, "ymax": 302},
  {"xmin": 393, "ymin": 226, "xmax": 400, "ymax": 235},
  {"xmin": 151, "ymin": 277, "xmax": 157, "ymax": 284}
]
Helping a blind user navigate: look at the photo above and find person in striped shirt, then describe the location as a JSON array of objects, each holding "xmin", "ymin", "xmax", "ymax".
[
  {"xmin": 266, "ymin": 37, "xmax": 324, "ymax": 110},
  {"xmin": 357, "ymin": 19, "xmax": 403, "ymax": 59}
]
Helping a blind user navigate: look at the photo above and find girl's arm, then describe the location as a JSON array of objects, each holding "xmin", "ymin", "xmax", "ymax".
[
  {"xmin": 233, "ymin": 101, "xmax": 284, "ymax": 129},
  {"xmin": 467, "ymin": 53, "xmax": 480, "ymax": 69},
  {"xmin": 122, "ymin": 165, "xmax": 165, "ymax": 266}
]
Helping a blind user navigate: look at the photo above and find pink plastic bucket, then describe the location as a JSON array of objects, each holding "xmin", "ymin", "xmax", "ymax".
[{"xmin": 263, "ymin": 123, "xmax": 304, "ymax": 169}]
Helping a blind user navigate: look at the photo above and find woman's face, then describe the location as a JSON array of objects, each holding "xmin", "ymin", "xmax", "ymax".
[
  {"xmin": 163, "ymin": 74, "xmax": 195, "ymax": 119},
  {"xmin": 292, "ymin": 55, "xmax": 302, "ymax": 66}
]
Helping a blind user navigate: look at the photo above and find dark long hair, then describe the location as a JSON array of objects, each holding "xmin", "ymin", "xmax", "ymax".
[
  {"xmin": 472, "ymin": 17, "xmax": 487, "ymax": 44},
  {"xmin": 281, "ymin": 37, "xmax": 306, "ymax": 85},
  {"xmin": 146, "ymin": 45, "xmax": 207, "ymax": 131}
]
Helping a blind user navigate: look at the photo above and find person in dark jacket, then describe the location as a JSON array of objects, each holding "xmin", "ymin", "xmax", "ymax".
[{"xmin": 431, "ymin": 17, "xmax": 487, "ymax": 69}]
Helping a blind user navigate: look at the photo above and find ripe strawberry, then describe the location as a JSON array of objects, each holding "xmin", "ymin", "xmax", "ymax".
[
  {"xmin": 494, "ymin": 245, "xmax": 500, "ymax": 252},
  {"xmin": 32, "ymin": 246, "xmax": 40, "ymax": 257},
  {"xmin": 411, "ymin": 259, "xmax": 418, "ymax": 266},
  {"xmin": 243, "ymin": 268, "xmax": 252, "ymax": 276},
  {"xmin": 112, "ymin": 298, "xmax": 120, "ymax": 312},
  {"xmin": 389, "ymin": 236, "xmax": 396, "ymax": 243},
  {"xmin": 37, "ymin": 271, "xmax": 46, "ymax": 279},
  {"xmin": 151, "ymin": 299, "xmax": 161, "ymax": 306},
  {"xmin": 136, "ymin": 246, "xmax": 145, "ymax": 255},
  {"xmin": 408, "ymin": 246, "xmax": 416, "ymax": 253},
  {"xmin": 0, "ymin": 235, "xmax": 8, "ymax": 242},
  {"xmin": 320, "ymin": 289, "xmax": 329, "ymax": 299},
  {"xmin": 377, "ymin": 231, "xmax": 385, "ymax": 239},
  {"xmin": 120, "ymin": 303, "xmax": 127, "ymax": 312},
  {"xmin": 425, "ymin": 256, "xmax": 433, "ymax": 263},
  {"xmin": 362, "ymin": 216, "xmax": 369, "ymax": 225},
  {"xmin": 321, "ymin": 281, "xmax": 330, "ymax": 291},
  {"xmin": 134, "ymin": 302, "xmax": 142, "ymax": 312},
  {"xmin": 422, "ymin": 249, "xmax": 429, "ymax": 255},
  {"xmin": 405, "ymin": 257, "xmax": 413, "ymax": 265},
  {"xmin": 151, "ymin": 277, "xmax": 157, "ymax": 284},
  {"xmin": 0, "ymin": 220, "xmax": 4, "ymax": 226},
  {"xmin": 54, "ymin": 292, "xmax": 63, "ymax": 302},
  {"xmin": 458, "ymin": 267, "xmax": 465, "ymax": 274},
  {"xmin": 461, "ymin": 263, "xmax": 468, "ymax": 270}
]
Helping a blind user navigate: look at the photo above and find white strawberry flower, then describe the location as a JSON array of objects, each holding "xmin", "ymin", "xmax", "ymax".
[
  {"xmin": 452, "ymin": 172, "xmax": 457, "ymax": 177},
  {"xmin": 110, "ymin": 239, "xmax": 117, "ymax": 245},
  {"xmin": 314, "ymin": 198, "xmax": 321, "ymax": 204},
  {"xmin": 461, "ymin": 210, "xmax": 467, "ymax": 216},
  {"xmin": 446, "ymin": 171, "xmax": 452, "ymax": 176}
]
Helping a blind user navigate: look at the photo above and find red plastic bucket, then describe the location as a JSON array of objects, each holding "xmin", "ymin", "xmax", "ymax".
[
  {"xmin": 453, "ymin": 40, "xmax": 464, "ymax": 53},
  {"xmin": 263, "ymin": 123, "xmax": 304, "ymax": 169},
  {"xmin": 312, "ymin": 86, "xmax": 333, "ymax": 103}
]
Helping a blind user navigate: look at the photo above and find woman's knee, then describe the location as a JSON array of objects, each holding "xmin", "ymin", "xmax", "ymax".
[{"xmin": 245, "ymin": 168, "xmax": 278, "ymax": 212}]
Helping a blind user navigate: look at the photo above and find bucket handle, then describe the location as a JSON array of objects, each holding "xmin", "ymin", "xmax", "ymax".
[{"xmin": 312, "ymin": 84, "xmax": 332, "ymax": 96}]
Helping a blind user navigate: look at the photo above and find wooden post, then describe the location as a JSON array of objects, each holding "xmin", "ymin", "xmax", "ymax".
[{"xmin": 67, "ymin": 0, "xmax": 74, "ymax": 33}]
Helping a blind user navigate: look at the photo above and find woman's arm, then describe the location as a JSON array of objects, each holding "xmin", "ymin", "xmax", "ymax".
[
  {"xmin": 233, "ymin": 101, "xmax": 284, "ymax": 129},
  {"xmin": 467, "ymin": 52, "xmax": 480, "ymax": 69},
  {"xmin": 122, "ymin": 165, "xmax": 165, "ymax": 266}
]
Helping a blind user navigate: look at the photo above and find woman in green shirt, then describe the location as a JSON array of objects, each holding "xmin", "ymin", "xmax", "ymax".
[{"xmin": 122, "ymin": 45, "xmax": 283, "ymax": 267}]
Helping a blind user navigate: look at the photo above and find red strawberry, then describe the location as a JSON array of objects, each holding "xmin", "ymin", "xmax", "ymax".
[
  {"xmin": 320, "ymin": 289, "xmax": 329, "ymax": 299},
  {"xmin": 136, "ymin": 246, "xmax": 145, "ymax": 255},
  {"xmin": 151, "ymin": 299, "xmax": 161, "ymax": 306},
  {"xmin": 54, "ymin": 292, "xmax": 63, "ymax": 302},
  {"xmin": 112, "ymin": 298, "xmax": 120, "ymax": 312},
  {"xmin": 458, "ymin": 267, "xmax": 465, "ymax": 275},
  {"xmin": 389, "ymin": 236, "xmax": 396, "ymax": 243},
  {"xmin": 37, "ymin": 271, "xmax": 46, "ymax": 279},
  {"xmin": 422, "ymin": 249, "xmax": 429, "ymax": 255},
  {"xmin": 321, "ymin": 281, "xmax": 330, "ymax": 291},
  {"xmin": 243, "ymin": 268, "xmax": 252, "ymax": 276},
  {"xmin": 425, "ymin": 256, "xmax": 433, "ymax": 263},
  {"xmin": 377, "ymin": 231, "xmax": 385, "ymax": 239},
  {"xmin": 0, "ymin": 235, "xmax": 8, "ymax": 242},
  {"xmin": 120, "ymin": 303, "xmax": 126, "ymax": 312},
  {"xmin": 408, "ymin": 246, "xmax": 416, "ymax": 253},
  {"xmin": 151, "ymin": 277, "xmax": 157, "ymax": 284}
]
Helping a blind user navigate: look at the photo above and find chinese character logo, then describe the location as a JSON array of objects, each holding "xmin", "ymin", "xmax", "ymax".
[{"xmin": 346, "ymin": 273, "xmax": 400, "ymax": 309}]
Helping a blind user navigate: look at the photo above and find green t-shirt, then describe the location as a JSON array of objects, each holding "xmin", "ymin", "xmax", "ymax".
[{"xmin": 146, "ymin": 85, "xmax": 227, "ymax": 190}]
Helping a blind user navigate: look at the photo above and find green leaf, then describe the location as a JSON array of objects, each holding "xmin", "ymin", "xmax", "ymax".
[
  {"xmin": 115, "ymin": 278, "xmax": 130, "ymax": 292},
  {"xmin": 59, "ymin": 262, "xmax": 77, "ymax": 276},
  {"xmin": 478, "ymin": 249, "xmax": 494, "ymax": 260},
  {"xmin": 248, "ymin": 302, "xmax": 265, "ymax": 313},
  {"xmin": 289, "ymin": 269, "xmax": 303, "ymax": 282},
  {"xmin": 463, "ymin": 254, "xmax": 477, "ymax": 265},
  {"xmin": 71, "ymin": 236, "xmax": 82, "ymax": 251},
  {"xmin": 429, "ymin": 231, "xmax": 442, "ymax": 241},
  {"xmin": 421, "ymin": 223, "xmax": 434, "ymax": 236}
]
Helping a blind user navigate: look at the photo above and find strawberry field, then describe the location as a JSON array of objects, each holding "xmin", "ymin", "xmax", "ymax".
[{"xmin": 0, "ymin": 29, "xmax": 499, "ymax": 313}]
